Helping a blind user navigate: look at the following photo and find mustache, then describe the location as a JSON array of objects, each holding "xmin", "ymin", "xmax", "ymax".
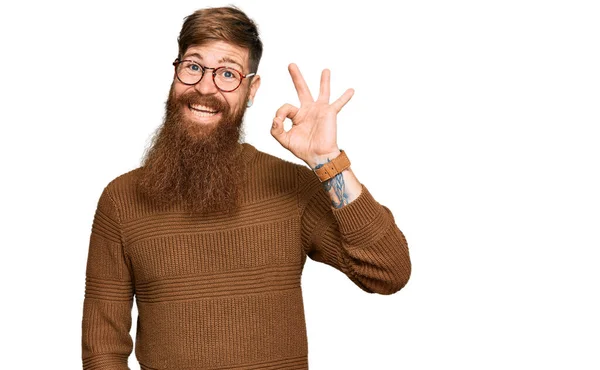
[{"xmin": 177, "ymin": 91, "xmax": 229, "ymax": 113}]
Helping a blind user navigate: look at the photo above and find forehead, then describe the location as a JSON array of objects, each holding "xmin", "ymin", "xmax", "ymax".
[{"xmin": 182, "ymin": 41, "xmax": 249, "ymax": 71}]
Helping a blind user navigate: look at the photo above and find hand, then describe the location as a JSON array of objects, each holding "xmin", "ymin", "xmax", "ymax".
[{"xmin": 271, "ymin": 63, "xmax": 354, "ymax": 169}]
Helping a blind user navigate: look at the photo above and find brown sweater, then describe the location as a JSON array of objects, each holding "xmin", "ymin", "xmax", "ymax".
[{"xmin": 82, "ymin": 143, "xmax": 411, "ymax": 370}]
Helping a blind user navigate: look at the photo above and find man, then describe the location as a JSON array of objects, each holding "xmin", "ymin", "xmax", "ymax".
[{"xmin": 82, "ymin": 6, "xmax": 411, "ymax": 370}]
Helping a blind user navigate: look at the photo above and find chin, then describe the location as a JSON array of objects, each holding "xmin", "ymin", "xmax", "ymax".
[{"xmin": 181, "ymin": 117, "xmax": 219, "ymax": 139}]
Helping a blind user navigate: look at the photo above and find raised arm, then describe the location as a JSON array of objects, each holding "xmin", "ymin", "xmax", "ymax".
[
  {"xmin": 272, "ymin": 63, "xmax": 411, "ymax": 293},
  {"xmin": 298, "ymin": 165, "xmax": 411, "ymax": 294}
]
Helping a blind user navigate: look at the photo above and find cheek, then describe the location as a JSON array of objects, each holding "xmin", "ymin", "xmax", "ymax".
[
  {"xmin": 172, "ymin": 83, "xmax": 189, "ymax": 100},
  {"xmin": 224, "ymin": 95, "xmax": 244, "ymax": 112}
]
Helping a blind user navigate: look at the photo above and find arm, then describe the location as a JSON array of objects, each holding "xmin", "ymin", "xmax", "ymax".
[
  {"xmin": 82, "ymin": 186, "xmax": 134, "ymax": 370},
  {"xmin": 298, "ymin": 166, "xmax": 411, "ymax": 294},
  {"xmin": 273, "ymin": 64, "xmax": 410, "ymax": 293},
  {"xmin": 312, "ymin": 150, "xmax": 362, "ymax": 209}
]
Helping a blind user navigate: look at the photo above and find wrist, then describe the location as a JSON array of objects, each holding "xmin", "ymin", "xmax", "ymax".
[
  {"xmin": 307, "ymin": 149, "xmax": 342, "ymax": 170},
  {"xmin": 312, "ymin": 149, "xmax": 351, "ymax": 183}
]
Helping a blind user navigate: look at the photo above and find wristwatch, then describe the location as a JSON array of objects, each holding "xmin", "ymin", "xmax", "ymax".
[{"xmin": 313, "ymin": 150, "xmax": 351, "ymax": 182}]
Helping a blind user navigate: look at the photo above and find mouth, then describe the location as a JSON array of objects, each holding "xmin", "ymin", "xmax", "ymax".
[{"xmin": 188, "ymin": 103, "xmax": 220, "ymax": 117}]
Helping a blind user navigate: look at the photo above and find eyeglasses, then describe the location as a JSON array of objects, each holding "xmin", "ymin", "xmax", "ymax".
[{"xmin": 173, "ymin": 59, "xmax": 256, "ymax": 92}]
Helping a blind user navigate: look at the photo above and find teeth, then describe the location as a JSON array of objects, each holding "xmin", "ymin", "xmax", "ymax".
[
  {"xmin": 192, "ymin": 109, "xmax": 218, "ymax": 117},
  {"xmin": 190, "ymin": 104, "xmax": 218, "ymax": 113}
]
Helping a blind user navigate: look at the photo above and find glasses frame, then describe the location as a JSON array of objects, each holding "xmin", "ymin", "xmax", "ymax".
[{"xmin": 173, "ymin": 58, "xmax": 256, "ymax": 92}]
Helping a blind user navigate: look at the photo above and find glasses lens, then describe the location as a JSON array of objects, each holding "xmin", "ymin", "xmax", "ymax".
[
  {"xmin": 177, "ymin": 60, "xmax": 203, "ymax": 84},
  {"xmin": 214, "ymin": 67, "xmax": 242, "ymax": 91}
]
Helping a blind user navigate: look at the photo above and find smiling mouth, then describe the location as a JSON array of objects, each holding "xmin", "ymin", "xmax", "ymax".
[{"xmin": 189, "ymin": 104, "xmax": 220, "ymax": 117}]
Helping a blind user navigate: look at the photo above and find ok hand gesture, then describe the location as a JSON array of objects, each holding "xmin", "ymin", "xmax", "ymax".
[{"xmin": 271, "ymin": 63, "xmax": 354, "ymax": 169}]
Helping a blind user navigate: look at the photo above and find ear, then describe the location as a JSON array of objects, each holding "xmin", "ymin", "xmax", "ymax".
[{"xmin": 247, "ymin": 75, "xmax": 261, "ymax": 102}]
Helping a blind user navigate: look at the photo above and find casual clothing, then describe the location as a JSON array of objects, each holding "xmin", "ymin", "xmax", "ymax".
[{"xmin": 82, "ymin": 143, "xmax": 411, "ymax": 370}]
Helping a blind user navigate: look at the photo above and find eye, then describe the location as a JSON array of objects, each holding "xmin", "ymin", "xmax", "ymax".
[
  {"xmin": 220, "ymin": 69, "xmax": 236, "ymax": 79},
  {"xmin": 217, "ymin": 68, "xmax": 239, "ymax": 80},
  {"xmin": 188, "ymin": 63, "xmax": 201, "ymax": 72},
  {"xmin": 182, "ymin": 61, "xmax": 202, "ymax": 74}
]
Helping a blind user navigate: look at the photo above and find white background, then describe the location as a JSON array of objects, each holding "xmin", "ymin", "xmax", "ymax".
[{"xmin": 1, "ymin": 0, "xmax": 599, "ymax": 369}]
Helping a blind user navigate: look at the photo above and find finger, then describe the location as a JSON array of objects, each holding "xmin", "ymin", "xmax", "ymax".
[
  {"xmin": 331, "ymin": 88, "xmax": 355, "ymax": 113},
  {"xmin": 271, "ymin": 103, "xmax": 299, "ymax": 149},
  {"xmin": 288, "ymin": 63, "xmax": 314, "ymax": 104},
  {"xmin": 318, "ymin": 69, "xmax": 330, "ymax": 103},
  {"xmin": 274, "ymin": 103, "xmax": 299, "ymax": 122}
]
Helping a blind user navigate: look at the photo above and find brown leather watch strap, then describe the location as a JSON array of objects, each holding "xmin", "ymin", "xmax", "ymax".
[{"xmin": 313, "ymin": 150, "xmax": 351, "ymax": 182}]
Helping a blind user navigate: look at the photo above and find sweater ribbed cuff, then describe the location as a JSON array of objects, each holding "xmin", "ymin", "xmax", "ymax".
[{"xmin": 331, "ymin": 185, "xmax": 383, "ymax": 234}]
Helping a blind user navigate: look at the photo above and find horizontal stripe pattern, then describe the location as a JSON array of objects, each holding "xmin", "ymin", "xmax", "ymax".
[
  {"xmin": 135, "ymin": 264, "xmax": 301, "ymax": 303},
  {"xmin": 220, "ymin": 355, "xmax": 308, "ymax": 370},
  {"xmin": 126, "ymin": 218, "xmax": 302, "ymax": 283},
  {"xmin": 135, "ymin": 289, "xmax": 308, "ymax": 369},
  {"xmin": 85, "ymin": 276, "xmax": 133, "ymax": 301},
  {"xmin": 140, "ymin": 355, "xmax": 308, "ymax": 370},
  {"xmin": 123, "ymin": 194, "xmax": 297, "ymax": 245},
  {"xmin": 91, "ymin": 208, "xmax": 120, "ymax": 244},
  {"xmin": 83, "ymin": 353, "xmax": 129, "ymax": 369}
]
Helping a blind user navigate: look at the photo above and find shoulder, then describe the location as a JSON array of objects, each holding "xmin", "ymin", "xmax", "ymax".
[
  {"xmin": 246, "ymin": 144, "xmax": 316, "ymax": 194},
  {"xmin": 250, "ymin": 144, "xmax": 297, "ymax": 168},
  {"xmin": 248, "ymin": 144, "xmax": 322, "ymax": 198},
  {"xmin": 104, "ymin": 167, "xmax": 143, "ymax": 196},
  {"xmin": 248, "ymin": 144, "xmax": 301, "ymax": 177},
  {"xmin": 96, "ymin": 167, "xmax": 144, "ymax": 219},
  {"xmin": 250, "ymin": 144, "xmax": 316, "ymax": 175}
]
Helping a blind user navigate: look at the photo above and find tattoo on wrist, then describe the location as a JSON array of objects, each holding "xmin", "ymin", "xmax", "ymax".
[{"xmin": 314, "ymin": 160, "xmax": 350, "ymax": 208}]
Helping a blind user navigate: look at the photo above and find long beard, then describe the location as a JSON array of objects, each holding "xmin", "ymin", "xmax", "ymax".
[{"xmin": 138, "ymin": 85, "xmax": 248, "ymax": 214}]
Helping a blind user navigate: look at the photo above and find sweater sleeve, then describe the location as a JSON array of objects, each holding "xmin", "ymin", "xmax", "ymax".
[
  {"xmin": 82, "ymin": 185, "xmax": 134, "ymax": 369},
  {"xmin": 298, "ymin": 166, "xmax": 411, "ymax": 295}
]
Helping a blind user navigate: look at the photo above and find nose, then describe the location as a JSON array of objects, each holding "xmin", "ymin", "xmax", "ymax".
[{"xmin": 194, "ymin": 71, "xmax": 219, "ymax": 95}]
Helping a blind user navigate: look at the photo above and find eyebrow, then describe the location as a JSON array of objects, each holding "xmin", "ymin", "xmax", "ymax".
[{"xmin": 184, "ymin": 53, "xmax": 245, "ymax": 72}]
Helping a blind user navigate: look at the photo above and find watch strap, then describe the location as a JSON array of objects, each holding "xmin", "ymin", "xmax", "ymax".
[{"xmin": 314, "ymin": 150, "xmax": 351, "ymax": 182}]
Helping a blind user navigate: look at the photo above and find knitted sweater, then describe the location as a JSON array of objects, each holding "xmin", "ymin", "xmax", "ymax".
[{"xmin": 82, "ymin": 143, "xmax": 411, "ymax": 370}]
